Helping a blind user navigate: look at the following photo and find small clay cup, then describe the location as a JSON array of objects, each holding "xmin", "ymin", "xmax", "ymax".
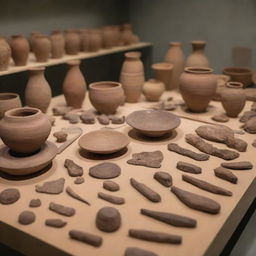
[
  {"xmin": 0, "ymin": 107, "xmax": 51, "ymax": 154},
  {"xmin": 89, "ymin": 81, "xmax": 125, "ymax": 115},
  {"xmin": 0, "ymin": 93, "xmax": 22, "ymax": 119}
]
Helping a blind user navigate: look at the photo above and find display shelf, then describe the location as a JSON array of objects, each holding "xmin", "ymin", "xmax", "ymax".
[
  {"xmin": 0, "ymin": 91, "xmax": 255, "ymax": 256},
  {"xmin": 0, "ymin": 42, "xmax": 152, "ymax": 76}
]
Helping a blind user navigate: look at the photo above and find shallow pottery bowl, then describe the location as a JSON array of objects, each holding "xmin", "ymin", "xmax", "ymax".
[
  {"xmin": 222, "ymin": 66, "xmax": 252, "ymax": 87},
  {"xmin": 126, "ymin": 110, "xmax": 181, "ymax": 137},
  {"xmin": 78, "ymin": 130, "xmax": 130, "ymax": 154}
]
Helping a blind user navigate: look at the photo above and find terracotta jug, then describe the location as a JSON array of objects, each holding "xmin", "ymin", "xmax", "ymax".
[
  {"xmin": 29, "ymin": 31, "xmax": 41, "ymax": 52},
  {"xmin": 87, "ymin": 29, "xmax": 102, "ymax": 52},
  {"xmin": 152, "ymin": 62, "xmax": 174, "ymax": 90},
  {"xmin": 0, "ymin": 38, "xmax": 11, "ymax": 71},
  {"xmin": 9, "ymin": 35, "xmax": 30, "ymax": 66},
  {"xmin": 102, "ymin": 26, "xmax": 115, "ymax": 49},
  {"xmin": 186, "ymin": 40, "xmax": 209, "ymax": 68},
  {"xmin": 25, "ymin": 67, "xmax": 52, "ymax": 113},
  {"xmin": 143, "ymin": 79, "xmax": 165, "ymax": 101},
  {"xmin": 65, "ymin": 30, "xmax": 80, "ymax": 55},
  {"xmin": 180, "ymin": 67, "xmax": 217, "ymax": 112},
  {"xmin": 120, "ymin": 51, "xmax": 145, "ymax": 103},
  {"xmin": 213, "ymin": 74, "xmax": 230, "ymax": 101},
  {"xmin": 89, "ymin": 81, "xmax": 125, "ymax": 114},
  {"xmin": 220, "ymin": 81, "xmax": 246, "ymax": 117},
  {"xmin": 63, "ymin": 60, "xmax": 86, "ymax": 108},
  {"xmin": 50, "ymin": 31, "xmax": 65, "ymax": 58},
  {"xmin": 0, "ymin": 107, "xmax": 51, "ymax": 154},
  {"xmin": 33, "ymin": 35, "xmax": 51, "ymax": 62},
  {"xmin": 0, "ymin": 93, "xmax": 22, "ymax": 119},
  {"xmin": 120, "ymin": 24, "xmax": 133, "ymax": 45},
  {"xmin": 164, "ymin": 42, "xmax": 185, "ymax": 89},
  {"xmin": 81, "ymin": 29, "xmax": 89, "ymax": 52}
]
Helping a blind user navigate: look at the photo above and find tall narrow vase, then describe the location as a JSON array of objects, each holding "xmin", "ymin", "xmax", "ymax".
[
  {"xmin": 25, "ymin": 67, "xmax": 52, "ymax": 113},
  {"xmin": 63, "ymin": 60, "xmax": 87, "ymax": 108}
]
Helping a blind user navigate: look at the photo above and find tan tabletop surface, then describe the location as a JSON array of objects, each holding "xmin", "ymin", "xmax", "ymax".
[{"xmin": 0, "ymin": 91, "xmax": 255, "ymax": 256}]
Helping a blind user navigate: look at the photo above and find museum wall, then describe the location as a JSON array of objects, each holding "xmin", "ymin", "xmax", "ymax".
[{"xmin": 129, "ymin": 0, "xmax": 256, "ymax": 73}]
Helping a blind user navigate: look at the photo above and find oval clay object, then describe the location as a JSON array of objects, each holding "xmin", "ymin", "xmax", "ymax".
[
  {"xmin": 214, "ymin": 167, "xmax": 238, "ymax": 184},
  {"xmin": 49, "ymin": 202, "xmax": 75, "ymax": 217},
  {"xmin": 45, "ymin": 218, "xmax": 67, "ymax": 228},
  {"xmin": 103, "ymin": 180, "xmax": 120, "ymax": 191},
  {"xmin": 69, "ymin": 230, "xmax": 102, "ymax": 247},
  {"xmin": 171, "ymin": 186, "xmax": 221, "ymax": 214},
  {"xmin": 18, "ymin": 211, "xmax": 36, "ymax": 225},
  {"xmin": 153, "ymin": 171, "xmax": 172, "ymax": 187},
  {"xmin": 0, "ymin": 188, "xmax": 20, "ymax": 205},
  {"xmin": 29, "ymin": 198, "xmax": 41, "ymax": 207},
  {"xmin": 221, "ymin": 161, "xmax": 253, "ymax": 170},
  {"xmin": 125, "ymin": 247, "xmax": 158, "ymax": 256},
  {"xmin": 89, "ymin": 162, "xmax": 121, "ymax": 179},
  {"xmin": 176, "ymin": 161, "xmax": 202, "ymax": 174},
  {"xmin": 74, "ymin": 177, "xmax": 85, "ymax": 184}
]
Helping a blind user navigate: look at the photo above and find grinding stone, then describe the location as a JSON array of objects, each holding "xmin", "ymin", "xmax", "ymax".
[
  {"xmin": 89, "ymin": 162, "xmax": 121, "ymax": 179},
  {"xmin": 0, "ymin": 188, "xmax": 20, "ymax": 205}
]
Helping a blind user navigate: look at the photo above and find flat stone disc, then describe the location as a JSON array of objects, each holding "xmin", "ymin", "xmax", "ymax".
[{"xmin": 89, "ymin": 162, "xmax": 121, "ymax": 179}]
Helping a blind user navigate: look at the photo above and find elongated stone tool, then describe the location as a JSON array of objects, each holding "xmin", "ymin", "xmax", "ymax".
[
  {"xmin": 221, "ymin": 161, "xmax": 253, "ymax": 170},
  {"xmin": 69, "ymin": 230, "xmax": 102, "ymax": 247},
  {"xmin": 214, "ymin": 167, "xmax": 238, "ymax": 184},
  {"xmin": 98, "ymin": 192, "xmax": 125, "ymax": 205},
  {"xmin": 66, "ymin": 186, "xmax": 90, "ymax": 206}
]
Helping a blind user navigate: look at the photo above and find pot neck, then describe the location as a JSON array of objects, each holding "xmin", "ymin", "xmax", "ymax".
[
  {"xmin": 29, "ymin": 68, "xmax": 45, "ymax": 76},
  {"xmin": 192, "ymin": 41, "xmax": 206, "ymax": 52}
]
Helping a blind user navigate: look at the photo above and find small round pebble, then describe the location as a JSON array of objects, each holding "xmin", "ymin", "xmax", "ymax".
[
  {"xmin": 74, "ymin": 177, "xmax": 85, "ymax": 184},
  {"xmin": 0, "ymin": 188, "xmax": 20, "ymax": 205},
  {"xmin": 18, "ymin": 211, "xmax": 36, "ymax": 225},
  {"xmin": 103, "ymin": 180, "xmax": 120, "ymax": 191},
  {"xmin": 29, "ymin": 199, "xmax": 41, "ymax": 208}
]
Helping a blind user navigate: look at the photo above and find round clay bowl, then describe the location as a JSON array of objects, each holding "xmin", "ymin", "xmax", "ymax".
[
  {"xmin": 126, "ymin": 110, "xmax": 181, "ymax": 137},
  {"xmin": 223, "ymin": 66, "xmax": 252, "ymax": 87},
  {"xmin": 78, "ymin": 130, "xmax": 130, "ymax": 154}
]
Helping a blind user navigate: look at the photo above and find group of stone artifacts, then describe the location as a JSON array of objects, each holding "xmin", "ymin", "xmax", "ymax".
[{"xmin": 0, "ymin": 28, "xmax": 256, "ymax": 256}]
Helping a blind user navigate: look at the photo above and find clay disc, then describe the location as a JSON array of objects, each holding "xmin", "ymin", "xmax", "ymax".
[{"xmin": 89, "ymin": 162, "xmax": 121, "ymax": 179}]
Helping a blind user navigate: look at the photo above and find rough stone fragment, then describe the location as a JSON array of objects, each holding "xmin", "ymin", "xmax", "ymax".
[
  {"xmin": 69, "ymin": 230, "xmax": 102, "ymax": 247},
  {"xmin": 66, "ymin": 186, "xmax": 90, "ymax": 206},
  {"xmin": 53, "ymin": 131, "xmax": 68, "ymax": 143},
  {"xmin": 35, "ymin": 178, "xmax": 65, "ymax": 194},
  {"xmin": 103, "ymin": 180, "xmax": 120, "ymax": 191},
  {"xmin": 52, "ymin": 106, "xmax": 72, "ymax": 116},
  {"xmin": 45, "ymin": 219, "xmax": 67, "ymax": 228},
  {"xmin": 176, "ymin": 161, "xmax": 202, "ymax": 174},
  {"xmin": 63, "ymin": 113, "xmax": 80, "ymax": 123},
  {"xmin": 214, "ymin": 167, "xmax": 238, "ymax": 184},
  {"xmin": 141, "ymin": 208, "xmax": 196, "ymax": 228},
  {"xmin": 130, "ymin": 178, "xmax": 161, "ymax": 203},
  {"xmin": 125, "ymin": 247, "xmax": 158, "ymax": 256},
  {"xmin": 29, "ymin": 199, "xmax": 41, "ymax": 208},
  {"xmin": 97, "ymin": 114, "xmax": 110, "ymax": 125},
  {"xmin": 64, "ymin": 159, "xmax": 83, "ymax": 177},
  {"xmin": 18, "ymin": 211, "xmax": 36, "ymax": 225},
  {"xmin": 212, "ymin": 114, "xmax": 229, "ymax": 123},
  {"xmin": 244, "ymin": 116, "xmax": 256, "ymax": 134},
  {"xmin": 129, "ymin": 229, "xmax": 182, "ymax": 244},
  {"xmin": 0, "ymin": 188, "xmax": 20, "ymax": 205},
  {"xmin": 153, "ymin": 171, "xmax": 172, "ymax": 187},
  {"xmin": 171, "ymin": 186, "xmax": 221, "ymax": 214},
  {"xmin": 127, "ymin": 151, "xmax": 164, "ymax": 168},
  {"xmin": 110, "ymin": 115, "xmax": 125, "ymax": 124},
  {"xmin": 185, "ymin": 134, "xmax": 240, "ymax": 160},
  {"xmin": 168, "ymin": 143, "xmax": 210, "ymax": 161},
  {"xmin": 80, "ymin": 112, "xmax": 95, "ymax": 124},
  {"xmin": 182, "ymin": 174, "xmax": 232, "ymax": 196},
  {"xmin": 49, "ymin": 202, "xmax": 75, "ymax": 217},
  {"xmin": 221, "ymin": 161, "xmax": 253, "ymax": 170},
  {"xmin": 89, "ymin": 162, "xmax": 121, "ymax": 179},
  {"xmin": 96, "ymin": 206, "xmax": 121, "ymax": 232},
  {"xmin": 239, "ymin": 111, "xmax": 256, "ymax": 123},
  {"xmin": 74, "ymin": 177, "xmax": 85, "ymax": 184},
  {"xmin": 98, "ymin": 192, "xmax": 125, "ymax": 205}
]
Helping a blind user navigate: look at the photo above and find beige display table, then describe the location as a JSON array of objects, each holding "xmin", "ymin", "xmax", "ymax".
[{"xmin": 0, "ymin": 91, "xmax": 255, "ymax": 256}]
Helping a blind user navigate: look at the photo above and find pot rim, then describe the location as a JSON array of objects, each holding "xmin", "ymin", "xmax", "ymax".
[
  {"xmin": 223, "ymin": 66, "xmax": 252, "ymax": 75},
  {"xmin": 11, "ymin": 34, "xmax": 25, "ymax": 38},
  {"xmin": 184, "ymin": 67, "xmax": 213, "ymax": 74},
  {"xmin": 169, "ymin": 41, "xmax": 182, "ymax": 46},
  {"xmin": 4, "ymin": 107, "xmax": 41, "ymax": 120},
  {"xmin": 152, "ymin": 62, "xmax": 174, "ymax": 70},
  {"xmin": 191, "ymin": 40, "xmax": 207, "ymax": 45},
  {"xmin": 226, "ymin": 81, "xmax": 244, "ymax": 88},
  {"xmin": 125, "ymin": 51, "xmax": 141, "ymax": 59},
  {"xmin": 0, "ymin": 93, "xmax": 20, "ymax": 101},
  {"xmin": 89, "ymin": 81, "xmax": 122, "ymax": 90}
]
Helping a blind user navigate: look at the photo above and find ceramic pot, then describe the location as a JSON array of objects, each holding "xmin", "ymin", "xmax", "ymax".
[
  {"xmin": 180, "ymin": 67, "xmax": 217, "ymax": 112},
  {"xmin": 120, "ymin": 24, "xmax": 133, "ymax": 45},
  {"xmin": 65, "ymin": 30, "xmax": 80, "ymax": 55},
  {"xmin": 164, "ymin": 42, "xmax": 185, "ymax": 90},
  {"xmin": 120, "ymin": 51, "xmax": 145, "ymax": 103},
  {"xmin": 213, "ymin": 74, "xmax": 230, "ymax": 101},
  {"xmin": 63, "ymin": 60, "xmax": 87, "ymax": 108},
  {"xmin": 81, "ymin": 29, "xmax": 89, "ymax": 52},
  {"xmin": 223, "ymin": 66, "xmax": 252, "ymax": 87},
  {"xmin": 50, "ymin": 31, "xmax": 65, "ymax": 58},
  {"xmin": 220, "ymin": 81, "xmax": 246, "ymax": 117},
  {"xmin": 186, "ymin": 40, "xmax": 209, "ymax": 67},
  {"xmin": 152, "ymin": 62, "xmax": 174, "ymax": 90},
  {"xmin": 143, "ymin": 79, "xmax": 165, "ymax": 102},
  {"xmin": 0, "ymin": 107, "xmax": 51, "ymax": 154},
  {"xmin": 33, "ymin": 35, "xmax": 51, "ymax": 62},
  {"xmin": 29, "ymin": 31, "xmax": 41, "ymax": 52},
  {"xmin": 0, "ymin": 38, "xmax": 11, "ymax": 71},
  {"xmin": 10, "ymin": 35, "xmax": 30, "ymax": 66},
  {"xmin": 25, "ymin": 67, "xmax": 52, "ymax": 113},
  {"xmin": 131, "ymin": 34, "xmax": 140, "ymax": 44},
  {"xmin": 102, "ymin": 26, "xmax": 115, "ymax": 49},
  {"xmin": 89, "ymin": 81, "xmax": 125, "ymax": 114},
  {"xmin": 88, "ymin": 29, "xmax": 102, "ymax": 52},
  {"xmin": 0, "ymin": 93, "xmax": 22, "ymax": 119}
]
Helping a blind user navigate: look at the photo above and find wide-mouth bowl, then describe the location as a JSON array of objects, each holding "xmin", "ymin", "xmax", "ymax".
[
  {"xmin": 125, "ymin": 51, "xmax": 141, "ymax": 59},
  {"xmin": 0, "ymin": 93, "xmax": 19, "ymax": 101},
  {"xmin": 226, "ymin": 81, "xmax": 244, "ymax": 89},
  {"xmin": 152, "ymin": 62, "xmax": 174, "ymax": 70},
  {"xmin": 185, "ymin": 67, "xmax": 213, "ymax": 74},
  {"xmin": 89, "ymin": 81, "xmax": 121, "ymax": 90},
  {"xmin": 223, "ymin": 66, "xmax": 252, "ymax": 75},
  {"xmin": 5, "ymin": 107, "xmax": 40, "ymax": 119}
]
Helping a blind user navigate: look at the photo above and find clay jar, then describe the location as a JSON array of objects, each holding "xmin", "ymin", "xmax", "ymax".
[
  {"xmin": 213, "ymin": 74, "xmax": 230, "ymax": 101},
  {"xmin": 33, "ymin": 35, "xmax": 51, "ymax": 62},
  {"xmin": 0, "ymin": 37, "xmax": 11, "ymax": 71},
  {"xmin": 164, "ymin": 42, "xmax": 185, "ymax": 90},
  {"xmin": 0, "ymin": 107, "xmax": 51, "ymax": 154},
  {"xmin": 220, "ymin": 81, "xmax": 246, "ymax": 117},
  {"xmin": 102, "ymin": 26, "xmax": 115, "ymax": 49},
  {"xmin": 65, "ymin": 30, "xmax": 80, "ymax": 55},
  {"xmin": 50, "ymin": 31, "xmax": 65, "ymax": 58},
  {"xmin": 63, "ymin": 60, "xmax": 87, "ymax": 108},
  {"xmin": 186, "ymin": 40, "xmax": 209, "ymax": 68},
  {"xmin": 25, "ymin": 67, "xmax": 52, "ymax": 113},
  {"xmin": 120, "ymin": 51, "xmax": 145, "ymax": 103},
  {"xmin": 0, "ymin": 93, "xmax": 22, "ymax": 119},
  {"xmin": 81, "ymin": 29, "xmax": 89, "ymax": 52},
  {"xmin": 143, "ymin": 79, "xmax": 165, "ymax": 101},
  {"xmin": 152, "ymin": 62, "xmax": 174, "ymax": 90},
  {"xmin": 29, "ymin": 31, "xmax": 41, "ymax": 52},
  {"xmin": 87, "ymin": 29, "xmax": 102, "ymax": 52},
  {"xmin": 180, "ymin": 67, "xmax": 217, "ymax": 112},
  {"xmin": 89, "ymin": 81, "xmax": 125, "ymax": 115},
  {"xmin": 120, "ymin": 24, "xmax": 133, "ymax": 45},
  {"xmin": 9, "ymin": 35, "xmax": 30, "ymax": 66}
]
